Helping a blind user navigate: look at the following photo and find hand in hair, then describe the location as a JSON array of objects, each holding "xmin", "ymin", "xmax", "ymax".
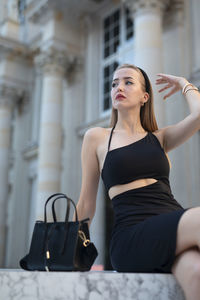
[{"xmin": 156, "ymin": 73, "xmax": 188, "ymax": 100}]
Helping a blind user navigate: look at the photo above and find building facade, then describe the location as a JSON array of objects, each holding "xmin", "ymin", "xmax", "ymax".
[{"xmin": 0, "ymin": 0, "xmax": 199, "ymax": 268}]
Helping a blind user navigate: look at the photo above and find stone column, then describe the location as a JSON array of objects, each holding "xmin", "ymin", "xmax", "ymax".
[
  {"xmin": 81, "ymin": 14, "xmax": 101, "ymax": 123},
  {"xmin": 0, "ymin": 0, "xmax": 19, "ymax": 40},
  {"xmin": 34, "ymin": 50, "xmax": 69, "ymax": 220},
  {"xmin": 0, "ymin": 85, "xmax": 15, "ymax": 266},
  {"xmin": 190, "ymin": 0, "xmax": 200, "ymax": 72},
  {"xmin": 127, "ymin": 0, "xmax": 169, "ymax": 127}
]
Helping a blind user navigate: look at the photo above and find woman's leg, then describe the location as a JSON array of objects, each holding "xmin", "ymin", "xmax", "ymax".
[
  {"xmin": 172, "ymin": 247, "xmax": 200, "ymax": 300},
  {"xmin": 171, "ymin": 207, "xmax": 200, "ymax": 300},
  {"xmin": 175, "ymin": 207, "xmax": 200, "ymax": 256}
]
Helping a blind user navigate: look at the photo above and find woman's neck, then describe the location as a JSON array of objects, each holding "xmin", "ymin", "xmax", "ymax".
[{"xmin": 115, "ymin": 112, "xmax": 145, "ymax": 134}]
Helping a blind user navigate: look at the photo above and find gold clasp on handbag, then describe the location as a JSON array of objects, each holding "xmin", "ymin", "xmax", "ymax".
[
  {"xmin": 78, "ymin": 230, "xmax": 90, "ymax": 247},
  {"xmin": 46, "ymin": 250, "xmax": 50, "ymax": 259},
  {"xmin": 45, "ymin": 251, "xmax": 50, "ymax": 271},
  {"xmin": 83, "ymin": 240, "xmax": 90, "ymax": 247}
]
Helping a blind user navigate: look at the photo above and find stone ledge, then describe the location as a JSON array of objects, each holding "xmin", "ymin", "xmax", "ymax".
[{"xmin": 0, "ymin": 269, "xmax": 185, "ymax": 300}]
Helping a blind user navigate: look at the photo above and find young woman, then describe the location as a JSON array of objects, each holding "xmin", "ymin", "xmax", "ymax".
[{"xmin": 76, "ymin": 64, "xmax": 200, "ymax": 300}]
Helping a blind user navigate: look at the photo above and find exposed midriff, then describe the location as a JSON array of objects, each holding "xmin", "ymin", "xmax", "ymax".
[{"xmin": 108, "ymin": 178, "xmax": 158, "ymax": 200}]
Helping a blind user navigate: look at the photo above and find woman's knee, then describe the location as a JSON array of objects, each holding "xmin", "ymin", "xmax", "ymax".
[
  {"xmin": 172, "ymin": 248, "xmax": 200, "ymax": 299},
  {"xmin": 175, "ymin": 207, "xmax": 200, "ymax": 255},
  {"xmin": 172, "ymin": 247, "xmax": 200, "ymax": 280}
]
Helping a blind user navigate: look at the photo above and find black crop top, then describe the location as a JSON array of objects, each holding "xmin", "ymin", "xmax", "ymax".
[{"xmin": 101, "ymin": 124, "xmax": 170, "ymax": 191}]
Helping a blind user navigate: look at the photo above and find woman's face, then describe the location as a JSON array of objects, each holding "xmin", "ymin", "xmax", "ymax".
[{"xmin": 111, "ymin": 67, "xmax": 149, "ymax": 110}]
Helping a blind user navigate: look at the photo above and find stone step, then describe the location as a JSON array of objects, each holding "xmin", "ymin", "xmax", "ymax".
[{"xmin": 0, "ymin": 269, "xmax": 185, "ymax": 300}]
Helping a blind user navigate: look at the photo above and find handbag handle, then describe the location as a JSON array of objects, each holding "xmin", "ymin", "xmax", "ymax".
[
  {"xmin": 52, "ymin": 196, "xmax": 72, "ymax": 223},
  {"xmin": 44, "ymin": 193, "xmax": 78, "ymax": 223}
]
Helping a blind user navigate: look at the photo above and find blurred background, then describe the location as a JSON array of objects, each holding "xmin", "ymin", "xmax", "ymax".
[{"xmin": 0, "ymin": 0, "xmax": 199, "ymax": 270}]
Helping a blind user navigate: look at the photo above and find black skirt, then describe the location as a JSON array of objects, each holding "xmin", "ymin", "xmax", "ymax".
[{"xmin": 110, "ymin": 180, "xmax": 191, "ymax": 273}]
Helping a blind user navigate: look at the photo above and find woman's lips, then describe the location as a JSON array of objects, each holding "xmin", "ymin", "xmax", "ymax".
[{"xmin": 115, "ymin": 94, "xmax": 126, "ymax": 100}]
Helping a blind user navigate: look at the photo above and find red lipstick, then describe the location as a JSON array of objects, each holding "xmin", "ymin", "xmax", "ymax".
[{"xmin": 115, "ymin": 94, "xmax": 126, "ymax": 100}]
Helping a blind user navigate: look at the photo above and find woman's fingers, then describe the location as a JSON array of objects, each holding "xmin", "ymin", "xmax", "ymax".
[
  {"xmin": 155, "ymin": 73, "xmax": 187, "ymax": 99},
  {"xmin": 163, "ymin": 87, "xmax": 180, "ymax": 100},
  {"xmin": 157, "ymin": 84, "xmax": 172, "ymax": 93},
  {"xmin": 156, "ymin": 81, "xmax": 180, "ymax": 99},
  {"xmin": 156, "ymin": 73, "xmax": 183, "ymax": 86},
  {"xmin": 156, "ymin": 73, "xmax": 177, "ymax": 80},
  {"xmin": 156, "ymin": 77, "xmax": 176, "ymax": 85}
]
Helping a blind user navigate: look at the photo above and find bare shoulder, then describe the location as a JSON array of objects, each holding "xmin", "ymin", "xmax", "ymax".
[
  {"xmin": 85, "ymin": 126, "xmax": 106, "ymax": 136},
  {"xmin": 83, "ymin": 127, "xmax": 110, "ymax": 149},
  {"xmin": 84, "ymin": 127, "xmax": 111, "ymax": 170},
  {"xmin": 84, "ymin": 127, "xmax": 108, "ymax": 141},
  {"xmin": 151, "ymin": 128, "xmax": 165, "ymax": 149}
]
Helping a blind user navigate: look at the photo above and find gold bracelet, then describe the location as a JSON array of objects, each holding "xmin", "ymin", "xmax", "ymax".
[
  {"xmin": 182, "ymin": 83, "xmax": 198, "ymax": 95},
  {"xmin": 184, "ymin": 87, "xmax": 199, "ymax": 94},
  {"xmin": 182, "ymin": 82, "xmax": 193, "ymax": 94}
]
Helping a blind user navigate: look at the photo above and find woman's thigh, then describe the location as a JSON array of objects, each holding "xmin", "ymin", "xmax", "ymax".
[{"xmin": 175, "ymin": 207, "xmax": 200, "ymax": 256}]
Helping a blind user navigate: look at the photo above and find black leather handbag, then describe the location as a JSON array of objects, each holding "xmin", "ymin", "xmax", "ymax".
[{"xmin": 19, "ymin": 193, "xmax": 98, "ymax": 271}]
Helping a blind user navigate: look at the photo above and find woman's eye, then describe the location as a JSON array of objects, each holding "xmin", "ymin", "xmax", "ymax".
[
  {"xmin": 126, "ymin": 81, "xmax": 133, "ymax": 85},
  {"xmin": 112, "ymin": 82, "xmax": 117, "ymax": 88}
]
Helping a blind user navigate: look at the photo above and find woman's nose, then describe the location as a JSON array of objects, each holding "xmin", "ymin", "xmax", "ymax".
[{"xmin": 117, "ymin": 82, "xmax": 124, "ymax": 91}]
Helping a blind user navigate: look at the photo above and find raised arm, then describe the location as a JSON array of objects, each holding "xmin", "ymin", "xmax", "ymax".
[
  {"xmin": 75, "ymin": 128, "xmax": 100, "ymax": 226},
  {"xmin": 156, "ymin": 74, "xmax": 200, "ymax": 153}
]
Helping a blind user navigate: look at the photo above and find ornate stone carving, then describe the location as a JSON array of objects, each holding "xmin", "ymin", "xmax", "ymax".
[
  {"xmin": 0, "ymin": 36, "xmax": 30, "ymax": 61},
  {"xmin": 34, "ymin": 49, "xmax": 81, "ymax": 78},
  {"xmin": 34, "ymin": 49, "xmax": 68, "ymax": 76},
  {"xmin": 0, "ymin": 83, "xmax": 27, "ymax": 110},
  {"xmin": 163, "ymin": 0, "xmax": 184, "ymax": 27},
  {"xmin": 125, "ymin": 0, "xmax": 184, "ymax": 24},
  {"xmin": 125, "ymin": 0, "xmax": 170, "ymax": 16},
  {"xmin": 27, "ymin": 0, "xmax": 50, "ymax": 24},
  {"xmin": 0, "ymin": 85, "xmax": 18, "ymax": 108}
]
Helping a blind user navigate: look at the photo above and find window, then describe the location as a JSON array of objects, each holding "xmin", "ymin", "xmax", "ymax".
[
  {"xmin": 125, "ymin": 8, "xmax": 134, "ymax": 40},
  {"xmin": 101, "ymin": 6, "xmax": 134, "ymax": 113},
  {"xmin": 103, "ymin": 61, "xmax": 118, "ymax": 111},
  {"xmin": 18, "ymin": 0, "xmax": 26, "ymax": 24},
  {"xmin": 103, "ymin": 10, "xmax": 120, "ymax": 58}
]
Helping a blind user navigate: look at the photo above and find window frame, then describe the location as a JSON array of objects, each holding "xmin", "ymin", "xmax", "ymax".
[{"xmin": 99, "ymin": 4, "xmax": 134, "ymax": 117}]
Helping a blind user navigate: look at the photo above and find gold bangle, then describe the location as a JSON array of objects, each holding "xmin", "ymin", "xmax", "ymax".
[
  {"xmin": 182, "ymin": 82, "xmax": 193, "ymax": 94},
  {"xmin": 184, "ymin": 87, "xmax": 199, "ymax": 95}
]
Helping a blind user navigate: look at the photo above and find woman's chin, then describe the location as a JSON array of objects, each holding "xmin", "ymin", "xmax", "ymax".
[
  {"xmin": 114, "ymin": 102, "xmax": 127, "ymax": 108},
  {"xmin": 114, "ymin": 103, "xmax": 140, "ymax": 112}
]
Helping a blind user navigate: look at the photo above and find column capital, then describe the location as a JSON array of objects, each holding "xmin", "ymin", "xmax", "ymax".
[
  {"xmin": 0, "ymin": 83, "xmax": 26, "ymax": 110},
  {"xmin": 34, "ymin": 49, "xmax": 68, "ymax": 76},
  {"xmin": 34, "ymin": 48, "xmax": 82, "ymax": 79},
  {"xmin": 164, "ymin": 0, "xmax": 184, "ymax": 27},
  {"xmin": 125, "ymin": 0, "xmax": 170, "ymax": 17},
  {"xmin": 0, "ymin": 84, "xmax": 18, "ymax": 109}
]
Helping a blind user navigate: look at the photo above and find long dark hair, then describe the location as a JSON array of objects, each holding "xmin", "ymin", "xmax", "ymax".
[{"xmin": 110, "ymin": 63, "xmax": 158, "ymax": 132}]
